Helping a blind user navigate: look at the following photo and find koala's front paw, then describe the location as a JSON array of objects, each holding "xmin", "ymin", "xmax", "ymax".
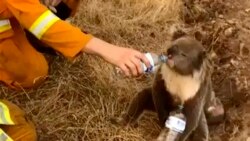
[{"xmin": 206, "ymin": 99, "xmax": 225, "ymax": 124}]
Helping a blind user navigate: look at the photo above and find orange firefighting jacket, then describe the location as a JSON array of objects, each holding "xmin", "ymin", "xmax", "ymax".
[
  {"xmin": 0, "ymin": 0, "xmax": 93, "ymax": 58},
  {"xmin": 0, "ymin": 100, "xmax": 37, "ymax": 141},
  {"xmin": 0, "ymin": 101, "xmax": 15, "ymax": 141}
]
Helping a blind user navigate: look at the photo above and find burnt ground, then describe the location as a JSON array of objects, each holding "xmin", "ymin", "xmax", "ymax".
[{"xmin": 185, "ymin": 0, "xmax": 250, "ymax": 140}]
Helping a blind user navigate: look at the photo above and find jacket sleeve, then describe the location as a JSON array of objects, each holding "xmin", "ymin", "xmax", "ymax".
[{"xmin": 5, "ymin": 0, "xmax": 93, "ymax": 58}]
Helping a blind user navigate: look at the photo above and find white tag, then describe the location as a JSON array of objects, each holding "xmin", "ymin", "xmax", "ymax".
[{"xmin": 165, "ymin": 116, "xmax": 186, "ymax": 133}]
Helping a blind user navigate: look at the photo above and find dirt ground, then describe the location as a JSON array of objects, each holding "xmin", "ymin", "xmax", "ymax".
[{"xmin": 1, "ymin": 0, "xmax": 250, "ymax": 141}]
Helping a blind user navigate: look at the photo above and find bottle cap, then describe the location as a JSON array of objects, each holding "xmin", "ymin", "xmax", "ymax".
[{"xmin": 159, "ymin": 55, "xmax": 168, "ymax": 63}]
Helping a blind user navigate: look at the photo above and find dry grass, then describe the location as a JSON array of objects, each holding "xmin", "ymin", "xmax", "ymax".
[
  {"xmin": 74, "ymin": 0, "xmax": 182, "ymax": 51},
  {"xmin": 1, "ymin": 0, "xmax": 250, "ymax": 141}
]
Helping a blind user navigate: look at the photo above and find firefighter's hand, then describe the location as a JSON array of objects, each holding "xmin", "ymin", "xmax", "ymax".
[
  {"xmin": 42, "ymin": 0, "xmax": 62, "ymax": 6},
  {"xmin": 41, "ymin": 0, "xmax": 62, "ymax": 13},
  {"xmin": 83, "ymin": 38, "xmax": 151, "ymax": 77},
  {"xmin": 104, "ymin": 47, "xmax": 151, "ymax": 77}
]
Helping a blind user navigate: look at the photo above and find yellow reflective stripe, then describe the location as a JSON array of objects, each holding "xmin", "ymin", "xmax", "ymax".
[
  {"xmin": 0, "ymin": 25, "xmax": 11, "ymax": 33},
  {"xmin": 0, "ymin": 19, "xmax": 11, "ymax": 33},
  {"xmin": 29, "ymin": 10, "xmax": 59, "ymax": 39},
  {"xmin": 0, "ymin": 129, "xmax": 13, "ymax": 141},
  {"xmin": 0, "ymin": 102, "xmax": 14, "ymax": 125}
]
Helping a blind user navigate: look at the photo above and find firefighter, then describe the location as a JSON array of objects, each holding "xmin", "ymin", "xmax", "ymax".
[
  {"xmin": 0, "ymin": 0, "xmax": 151, "ymax": 89},
  {"xmin": 0, "ymin": 0, "xmax": 151, "ymax": 140}
]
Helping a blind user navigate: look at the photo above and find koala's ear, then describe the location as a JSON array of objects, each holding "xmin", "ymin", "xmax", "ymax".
[
  {"xmin": 194, "ymin": 50, "xmax": 207, "ymax": 70},
  {"xmin": 199, "ymin": 50, "xmax": 207, "ymax": 60},
  {"xmin": 171, "ymin": 29, "xmax": 187, "ymax": 41}
]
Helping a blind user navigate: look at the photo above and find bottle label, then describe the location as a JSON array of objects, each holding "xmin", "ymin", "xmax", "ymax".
[
  {"xmin": 142, "ymin": 53, "xmax": 154, "ymax": 73},
  {"xmin": 165, "ymin": 116, "xmax": 186, "ymax": 133}
]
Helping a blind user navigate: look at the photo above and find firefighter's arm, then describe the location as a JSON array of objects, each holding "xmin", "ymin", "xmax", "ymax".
[
  {"xmin": 5, "ymin": 0, "xmax": 92, "ymax": 58},
  {"xmin": 5, "ymin": 0, "xmax": 151, "ymax": 76}
]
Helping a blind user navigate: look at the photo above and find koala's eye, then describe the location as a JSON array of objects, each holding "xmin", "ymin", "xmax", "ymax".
[{"xmin": 180, "ymin": 52, "xmax": 187, "ymax": 57}]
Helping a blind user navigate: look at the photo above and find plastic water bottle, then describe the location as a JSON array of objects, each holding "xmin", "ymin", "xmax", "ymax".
[
  {"xmin": 115, "ymin": 52, "xmax": 167, "ymax": 75},
  {"xmin": 142, "ymin": 53, "xmax": 167, "ymax": 73},
  {"xmin": 164, "ymin": 106, "xmax": 186, "ymax": 141}
]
